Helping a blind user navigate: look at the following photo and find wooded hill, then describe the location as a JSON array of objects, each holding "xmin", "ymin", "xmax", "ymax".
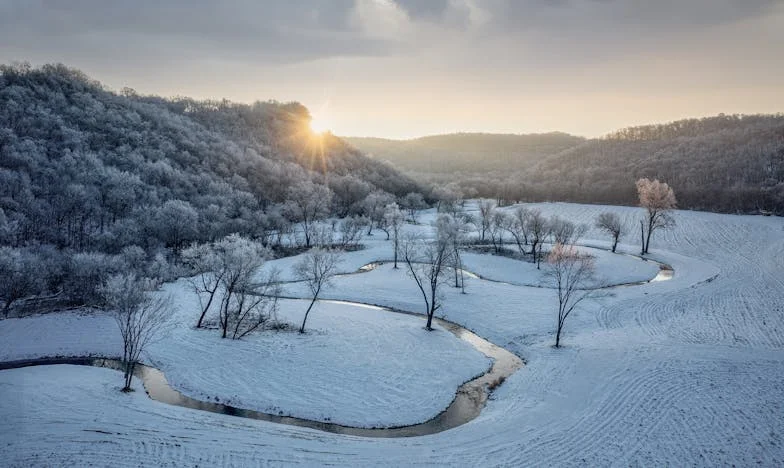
[
  {"xmin": 348, "ymin": 115, "xmax": 784, "ymax": 214},
  {"xmin": 345, "ymin": 132, "xmax": 584, "ymax": 173},
  {"xmin": 0, "ymin": 63, "xmax": 420, "ymax": 307},
  {"xmin": 0, "ymin": 63, "xmax": 419, "ymax": 253}
]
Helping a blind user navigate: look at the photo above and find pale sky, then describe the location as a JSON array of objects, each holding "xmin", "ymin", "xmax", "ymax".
[{"xmin": 2, "ymin": 0, "xmax": 783, "ymax": 139}]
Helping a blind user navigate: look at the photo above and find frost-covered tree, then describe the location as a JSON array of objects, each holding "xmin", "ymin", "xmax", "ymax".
[
  {"xmin": 0, "ymin": 247, "xmax": 46, "ymax": 318},
  {"xmin": 595, "ymin": 212, "xmax": 624, "ymax": 252},
  {"xmin": 488, "ymin": 210, "xmax": 510, "ymax": 253},
  {"xmin": 213, "ymin": 235, "xmax": 274, "ymax": 339},
  {"xmin": 546, "ymin": 243, "xmax": 595, "ymax": 348},
  {"xmin": 636, "ymin": 178, "xmax": 677, "ymax": 254},
  {"xmin": 362, "ymin": 190, "xmax": 396, "ymax": 235},
  {"xmin": 478, "ymin": 200, "xmax": 496, "ymax": 241},
  {"xmin": 295, "ymin": 248, "xmax": 341, "ymax": 333},
  {"xmin": 432, "ymin": 183, "xmax": 463, "ymax": 215},
  {"xmin": 504, "ymin": 206, "xmax": 532, "ymax": 254},
  {"xmin": 400, "ymin": 192, "xmax": 427, "ymax": 222},
  {"xmin": 549, "ymin": 216, "xmax": 586, "ymax": 246},
  {"xmin": 383, "ymin": 203, "xmax": 405, "ymax": 268},
  {"xmin": 437, "ymin": 214, "xmax": 468, "ymax": 293},
  {"xmin": 181, "ymin": 243, "xmax": 224, "ymax": 329},
  {"xmin": 152, "ymin": 199, "xmax": 198, "ymax": 252},
  {"xmin": 284, "ymin": 183, "xmax": 333, "ymax": 248},
  {"xmin": 101, "ymin": 273, "xmax": 171, "ymax": 391},
  {"xmin": 336, "ymin": 216, "xmax": 368, "ymax": 250},
  {"xmin": 526, "ymin": 209, "xmax": 549, "ymax": 267}
]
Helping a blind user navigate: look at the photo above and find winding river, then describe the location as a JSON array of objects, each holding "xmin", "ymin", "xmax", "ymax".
[{"xmin": 0, "ymin": 248, "xmax": 672, "ymax": 438}]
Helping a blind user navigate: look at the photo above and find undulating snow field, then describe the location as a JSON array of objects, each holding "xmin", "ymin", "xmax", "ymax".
[{"xmin": 1, "ymin": 202, "xmax": 783, "ymax": 466}]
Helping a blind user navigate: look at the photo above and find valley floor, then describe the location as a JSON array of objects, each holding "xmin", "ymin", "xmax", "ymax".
[{"xmin": 1, "ymin": 202, "xmax": 783, "ymax": 466}]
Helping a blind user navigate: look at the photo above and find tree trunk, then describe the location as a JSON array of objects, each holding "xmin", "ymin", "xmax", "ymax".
[
  {"xmin": 425, "ymin": 308, "xmax": 434, "ymax": 330},
  {"xmin": 195, "ymin": 289, "xmax": 216, "ymax": 329},
  {"xmin": 299, "ymin": 297, "xmax": 317, "ymax": 333},
  {"xmin": 611, "ymin": 234, "xmax": 619, "ymax": 253},
  {"xmin": 122, "ymin": 361, "xmax": 135, "ymax": 392},
  {"xmin": 640, "ymin": 220, "xmax": 646, "ymax": 254}
]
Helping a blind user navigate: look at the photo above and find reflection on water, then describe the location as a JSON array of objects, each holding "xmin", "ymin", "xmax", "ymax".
[{"xmin": 0, "ymin": 308, "xmax": 523, "ymax": 438}]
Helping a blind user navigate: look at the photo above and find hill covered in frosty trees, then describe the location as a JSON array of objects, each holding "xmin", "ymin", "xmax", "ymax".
[
  {"xmin": 345, "ymin": 132, "xmax": 585, "ymax": 173},
  {"xmin": 348, "ymin": 115, "xmax": 784, "ymax": 214},
  {"xmin": 0, "ymin": 63, "xmax": 420, "ymax": 308}
]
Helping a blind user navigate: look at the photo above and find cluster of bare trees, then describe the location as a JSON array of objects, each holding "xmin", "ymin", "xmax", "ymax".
[
  {"xmin": 474, "ymin": 202, "xmax": 586, "ymax": 267},
  {"xmin": 182, "ymin": 235, "xmax": 281, "ymax": 339}
]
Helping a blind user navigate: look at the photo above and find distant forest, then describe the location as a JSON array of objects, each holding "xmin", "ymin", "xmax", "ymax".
[{"xmin": 348, "ymin": 115, "xmax": 784, "ymax": 214}]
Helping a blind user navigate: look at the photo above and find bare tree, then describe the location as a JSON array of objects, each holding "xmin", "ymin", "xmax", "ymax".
[
  {"xmin": 402, "ymin": 222, "xmax": 454, "ymax": 330},
  {"xmin": 549, "ymin": 216, "xmax": 586, "ymax": 246},
  {"xmin": 400, "ymin": 192, "xmax": 427, "ymax": 222},
  {"xmin": 215, "ymin": 235, "xmax": 268, "ymax": 339},
  {"xmin": 362, "ymin": 190, "xmax": 395, "ymax": 235},
  {"xmin": 181, "ymin": 243, "xmax": 223, "ymax": 329},
  {"xmin": 504, "ymin": 206, "xmax": 532, "ymax": 254},
  {"xmin": 526, "ymin": 209, "xmax": 549, "ymax": 268},
  {"xmin": 225, "ymin": 269, "xmax": 281, "ymax": 340},
  {"xmin": 437, "ymin": 214, "xmax": 468, "ymax": 293},
  {"xmin": 478, "ymin": 199, "xmax": 496, "ymax": 241},
  {"xmin": 0, "ymin": 247, "xmax": 45, "ymax": 318},
  {"xmin": 546, "ymin": 243, "xmax": 595, "ymax": 348},
  {"xmin": 336, "ymin": 215, "xmax": 368, "ymax": 250},
  {"xmin": 101, "ymin": 273, "xmax": 171, "ymax": 392},
  {"xmin": 295, "ymin": 248, "xmax": 341, "ymax": 333},
  {"xmin": 595, "ymin": 212, "xmax": 624, "ymax": 252},
  {"xmin": 383, "ymin": 203, "xmax": 405, "ymax": 268},
  {"xmin": 636, "ymin": 178, "xmax": 677, "ymax": 254}
]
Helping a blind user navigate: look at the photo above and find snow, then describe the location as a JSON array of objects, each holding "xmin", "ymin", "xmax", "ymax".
[
  {"xmin": 0, "ymin": 282, "xmax": 490, "ymax": 429},
  {"xmin": 459, "ymin": 245, "xmax": 661, "ymax": 287},
  {"xmin": 2, "ymin": 202, "xmax": 784, "ymax": 466}
]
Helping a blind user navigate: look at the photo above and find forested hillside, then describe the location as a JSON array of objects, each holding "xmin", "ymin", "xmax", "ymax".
[
  {"xmin": 349, "ymin": 116, "xmax": 784, "ymax": 214},
  {"xmin": 346, "ymin": 132, "xmax": 584, "ymax": 173},
  {"xmin": 530, "ymin": 115, "xmax": 784, "ymax": 213},
  {"xmin": 0, "ymin": 63, "xmax": 419, "ymax": 308}
]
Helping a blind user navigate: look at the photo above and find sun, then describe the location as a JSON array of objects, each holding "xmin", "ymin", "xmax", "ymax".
[{"xmin": 309, "ymin": 114, "xmax": 331, "ymax": 134}]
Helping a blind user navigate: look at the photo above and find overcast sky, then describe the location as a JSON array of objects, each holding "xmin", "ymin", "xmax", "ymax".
[{"xmin": 2, "ymin": 0, "xmax": 783, "ymax": 138}]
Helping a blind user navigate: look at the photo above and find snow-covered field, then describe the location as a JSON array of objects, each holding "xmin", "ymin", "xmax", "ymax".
[{"xmin": 2, "ymin": 202, "xmax": 784, "ymax": 466}]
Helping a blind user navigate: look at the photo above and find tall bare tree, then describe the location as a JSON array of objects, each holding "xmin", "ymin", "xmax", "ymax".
[
  {"xmin": 595, "ymin": 212, "xmax": 624, "ymax": 253},
  {"xmin": 504, "ymin": 206, "xmax": 532, "ymax": 254},
  {"xmin": 636, "ymin": 178, "xmax": 677, "ymax": 254},
  {"xmin": 546, "ymin": 243, "xmax": 595, "ymax": 348},
  {"xmin": 181, "ymin": 242, "xmax": 224, "ymax": 329},
  {"xmin": 296, "ymin": 248, "xmax": 341, "ymax": 333},
  {"xmin": 478, "ymin": 199, "xmax": 496, "ymax": 241},
  {"xmin": 101, "ymin": 273, "xmax": 171, "ymax": 392},
  {"xmin": 402, "ymin": 221, "xmax": 454, "ymax": 330},
  {"xmin": 526, "ymin": 209, "xmax": 549, "ymax": 268}
]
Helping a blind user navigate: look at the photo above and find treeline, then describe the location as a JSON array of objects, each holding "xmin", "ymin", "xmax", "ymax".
[
  {"xmin": 346, "ymin": 132, "xmax": 584, "ymax": 173},
  {"xmin": 350, "ymin": 115, "xmax": 784, "ymax": 214},
  {"xmin": 0, "ymin": 63, "xmax": 421, "ymax": 312}
]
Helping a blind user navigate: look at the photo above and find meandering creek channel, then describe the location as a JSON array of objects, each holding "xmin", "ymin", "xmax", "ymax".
[{"xmin": 0, "ymin": 249, "xmax": 672, "ymax": 437}]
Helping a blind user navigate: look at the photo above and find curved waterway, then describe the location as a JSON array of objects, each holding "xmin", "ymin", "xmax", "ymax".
[
  {"xmin": 0, "ymin": 299, "xmax": 523, "ymax": 438},
  {"xmin": 1, "ymin": 248, "xmax": 673, "ymax": 437}
]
